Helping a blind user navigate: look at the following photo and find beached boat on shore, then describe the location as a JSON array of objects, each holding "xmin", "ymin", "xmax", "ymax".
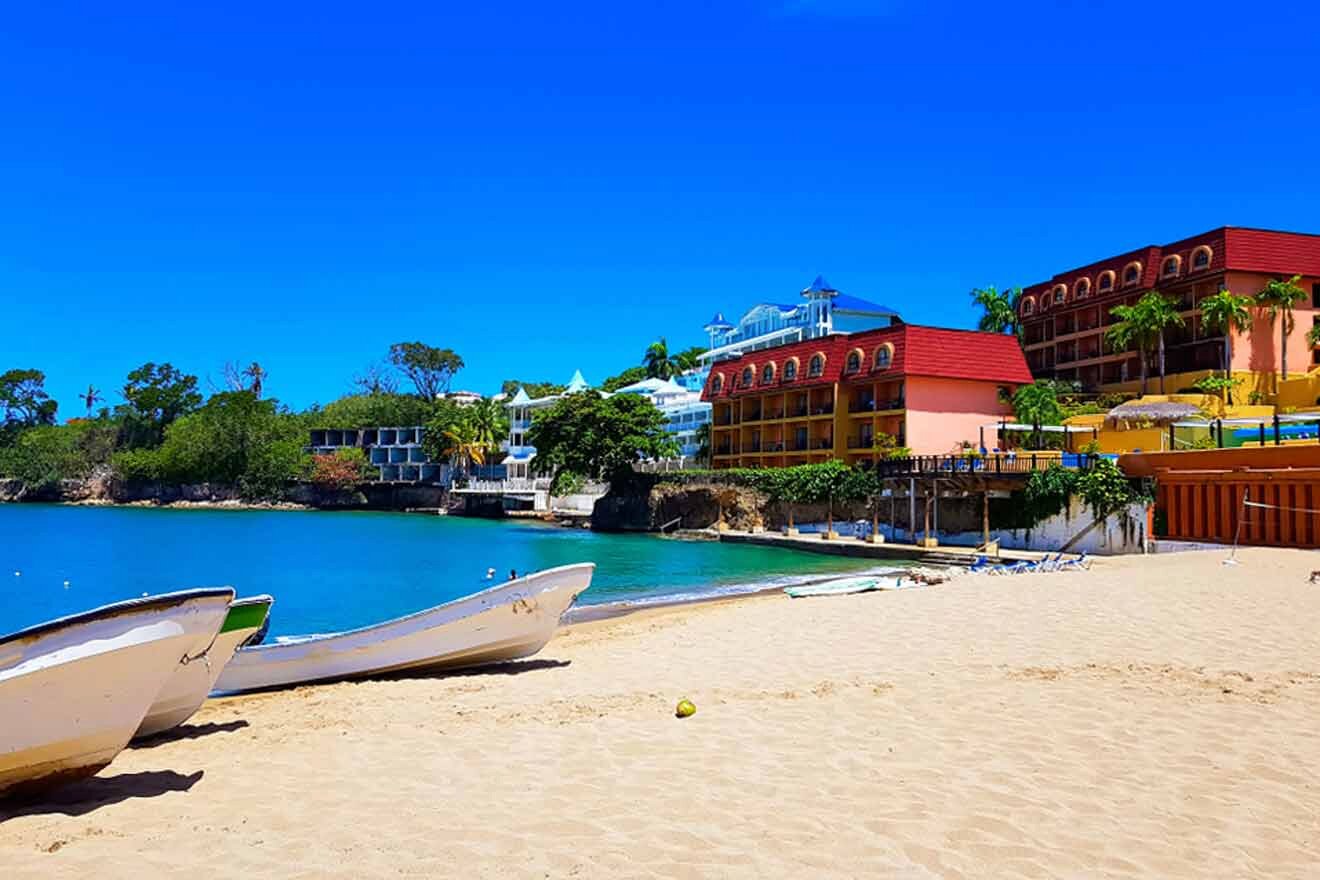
[
  {"xmin": 135, "ymin": 595, "xmax": 274, "ymax": 740},
  {"xmin": 784, "ymin": 574, "xmax": 909, "ymax": 598},
  {"xmin": 0, "ymin": 588, "xmax": 234, "ymax": 798},
  {"xmin": 213, "ymin": 563, "xmax": 594, "ymax": 694}
]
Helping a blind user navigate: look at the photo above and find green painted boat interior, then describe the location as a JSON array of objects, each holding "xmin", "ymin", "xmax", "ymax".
[{"xmin": 221, "ymin": 597, "xmax": 273, "ymax": 634}]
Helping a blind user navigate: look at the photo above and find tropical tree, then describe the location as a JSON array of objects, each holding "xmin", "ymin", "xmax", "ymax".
[
  {"xmin": 1307, "ymin": 322, "xmax": 1320, "ymax": 350},
  {"xmin": 1139, "ymin": 291, "xmax": 1185, "ymax": 395},
  {"xmin": 694, "ymin": 421, "xmax": 711, "ymax": 467},
  {"xmin": 441, "ymin": 419, "xmax": 486, "ymax": 474},
  {"xmin": 1105, "ymin": 292, "xmax": 1183, "ymax": 395},
  {"xmin": 1256, "ymin": 275, "xmax": 1307, "ymax": 390},
  {"xmin": 643, "ymin": 337, "xmax": 684, "ymax": 380},
  {"xmin": 78, "ymin": 384, "xmax": 103, "ymax": 418},
  {"xmin": 244, "ymin": 362, "xmax": 268, "ymax": 398},
  {"xmin": 466, "ymin": 396, "xmax": 509, "ymax": 460},
  {"xmin": 1198, "ymin": 289, "xmax": 1253, "ymax": 400},
  {"xmin": 1011, "ymin": 381, "xmax": 1063, "ymax": 450},
  {"xmin": 388, "ymin": 342, "xmax": 464, "ymax": 399},
  {"xmin": 969, "ymin": 286, "xmax": 1022, "ymax": 337},
  {"xmin": 600, "ymin": 366, "xmax": 648, "ymax": 392},
  {"xmin": 527, "ymin": 391, "xmax": 677, "ymax": 492},
  {"xmin": 0, "ymin": 369, "xmax": 58, "ymax": 437},
  {"xmin": 118, "ymin": 362, "xmax": 202, "ymax": 449}
]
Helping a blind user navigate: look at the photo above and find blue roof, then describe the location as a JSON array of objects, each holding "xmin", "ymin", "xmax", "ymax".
[
  {"xmin": 704, "ymin": 311, "xmax": 733, "ymax": 330},
  {"xmin": 832, "ymin": 293, "xmax": 898, "ymax": 315},
  {"xmin": 803, "ymin": 274, "xmax": 837, "ymax": 295}
]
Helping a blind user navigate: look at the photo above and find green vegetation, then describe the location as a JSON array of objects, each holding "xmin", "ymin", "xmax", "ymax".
[
  {"xmin": 527, "ymin": 391, "xmax": 678, "ymax": 493},
  {"xmin": 0, "ymin": 339, "xmax": 474, "ymax": 501},
  {"xmin": 500, "ymin": 379, "xmax": 566, "ymax": 398},
  {"xmin": 1106, "ymin": 291, "xmax": 1184, "ymax": 396},
  {"xmin": 1255, "ymin": 275, "xmax": 1307, "ymax": 388},
  {"xmin": 969, "ymin": 286, "xmax": 1022, "ymax": 338},
  {"xmin": 642, "ymin": 338, "xmax": 702, "ymax": 380},
  {"xmin": 600, "ymin": 367, "xmax": 648, "ymax": 392},
  {"xmin": 1011, "ymin": 381, "xmax": 1064, "ymax": 449},
  {"xmin": 1199, "ymin": 288, "xmax": 1253, "ymax": 400},
  {"xmin": 308, "ymin": 448, "xmax": 374, "ymax": 490},
  {"xmin": 388, "ymin": 342, "xmax": 464, "ymax": 399}
]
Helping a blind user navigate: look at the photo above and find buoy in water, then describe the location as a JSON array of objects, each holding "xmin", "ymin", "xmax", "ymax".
[{"xmin": 675, "ymin": 698, "xmax": 696, "ymax": 718}]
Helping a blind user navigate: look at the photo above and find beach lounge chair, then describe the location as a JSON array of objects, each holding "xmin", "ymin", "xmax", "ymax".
[
  {"xmin": 968, "ymin": 555, "xmax": 993, "ymax": 574},
  {"xmin": 1059, "ymin": 552, "xmax": 1091, "ymax": 571},
  {"xmin": 1036, "ymin": 553, "xmax": 1064, "ymax": 572},
  {"xmin": 989, "ymin": 560, "xmax": 1033, "ymax": 576}
]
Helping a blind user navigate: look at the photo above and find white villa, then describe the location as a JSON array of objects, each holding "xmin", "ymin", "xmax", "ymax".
[
  {"xmin": 700, "ymin": 275, "xmax": 898, "ymax": 366},
  {"xmin": 609, "ymin": 376, "xmax": 709, "ymax": 459}
]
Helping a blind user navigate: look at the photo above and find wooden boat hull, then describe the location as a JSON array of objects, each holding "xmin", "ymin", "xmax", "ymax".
[
  {"xmin": 135, "ymin": 595, "xmax": 273, "ymax": 740},
  {"xmin": 0, "ymin": 589, "xmax": 235, "ymax": 798},
  {"xmin": 214, "ymin": 563, "xmax": 594, "ymax": 694}
]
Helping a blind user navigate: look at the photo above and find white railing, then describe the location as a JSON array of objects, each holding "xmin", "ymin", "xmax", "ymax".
[{"xmin": 460, "ymin": 478, "xmax": 552, "ymax": 494}]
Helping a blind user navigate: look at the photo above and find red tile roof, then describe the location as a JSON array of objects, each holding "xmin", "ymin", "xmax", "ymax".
[
  {"xmin": 1020, "ymin": 226, "xmax": 1320, "ymax": 320},
  {"xmin": 702, "ymin": 324, "xmax": 1032, "ymax": 401}
]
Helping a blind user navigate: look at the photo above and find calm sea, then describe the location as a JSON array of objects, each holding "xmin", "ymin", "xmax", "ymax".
[{"xmin": 0, "ymin": 504, "xmax": 886, "ymax": 639}]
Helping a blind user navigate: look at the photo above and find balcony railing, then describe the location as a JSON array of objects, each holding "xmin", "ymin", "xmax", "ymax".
[
  {"xmin": 811, "ymin": 405, "xmax": 834, "ymax": 416},
  {"xmin": 847, "ymin": 436, "xmax": 875, "ymax": 449},
  {"xmin": 873, "ymin": 453, "xmax": 1098, "ymax": 478},
  {"xmin": 849, "ymin": 399, "xmax": 876, "ymax": 413},
  {"xmin": 790, "ymin": 406, "xmax": 809, "ymax": 417}
]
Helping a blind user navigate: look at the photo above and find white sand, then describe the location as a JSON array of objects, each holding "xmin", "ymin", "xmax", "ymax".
[{"xmin": 4, "ymin": 547, "xmax": 1320, "ymax": 878}]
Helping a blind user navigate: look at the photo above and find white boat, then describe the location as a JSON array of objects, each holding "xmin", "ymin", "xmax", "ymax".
[
  {"xmin": 135, "ymin": 595, "xmax": 274, "ymax": 740},
  {"xmin": 214, "ymin": 563, "xmax": 594, "ymax": 694},
  {"xmin": 0, "ymin": 588, "xmax": 234, "ymax": 798},
  {"xmin": 784, "ymin": 574, "xmax": 908, "ymax": 598}
]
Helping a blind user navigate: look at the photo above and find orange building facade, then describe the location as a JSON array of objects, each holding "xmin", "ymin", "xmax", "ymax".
[
  {"xmin": 1019, "ymin": 227, "xmax": 1320, "ymax": 393},
  {"xmin": 701, "ymin": 324, "xmax": 1032, "ymax": 468}
]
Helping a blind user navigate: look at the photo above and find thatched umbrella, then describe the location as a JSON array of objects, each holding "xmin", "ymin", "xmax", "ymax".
[{"xmin": 1105, "ymin": 400, "xmax": 1205, "ymax": 427}]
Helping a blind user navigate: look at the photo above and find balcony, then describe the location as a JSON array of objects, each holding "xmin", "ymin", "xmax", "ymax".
[
  {"xmin": 810, "ymin": 405, "xmax": 834, "ymax": 416},
  {"xmin": 789, "ymin": 405, "xmax": 809, "ymax": 418},
  {"xmin": 764, "ymin": 408, "xmax": 785, "ymax": 420},
  {"xmin": 848, "ymin": 398, "xmax": 876, "ymax": 413},
  {"xmin": 847, "ymin": 435, "xmax": 875, "ymax": 449},
  {"xmin": 876, "ymin": 397, "xmax": 904, "ymax": 411}
]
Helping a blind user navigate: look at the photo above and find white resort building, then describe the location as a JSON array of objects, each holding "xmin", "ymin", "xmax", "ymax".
[{"xmin": 699, "ymin": 275, "xmax": 899, "ymax": 366}]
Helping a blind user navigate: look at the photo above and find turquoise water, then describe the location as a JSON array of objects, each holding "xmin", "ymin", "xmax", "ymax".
[{"xmin": 0, "ymin": 505, "xmax": 885, "ymax": 638}]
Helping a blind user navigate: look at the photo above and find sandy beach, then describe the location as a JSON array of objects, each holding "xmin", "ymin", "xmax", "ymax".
[{"xmin": 4, "ymin": 546, "xmax": 1320, "ymax": 878}]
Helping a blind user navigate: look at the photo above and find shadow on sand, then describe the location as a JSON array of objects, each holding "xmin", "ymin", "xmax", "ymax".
[
  {"xmin": 131, "ymin": 719, "xmax": 251, "ymax": 750},
  {"xmin": 1, "ymin": 770, "xmax": 204, "ymax": 821},
  {"xmin": 380, "ymin": 657, "xmax": 572, "ymax": 683}
]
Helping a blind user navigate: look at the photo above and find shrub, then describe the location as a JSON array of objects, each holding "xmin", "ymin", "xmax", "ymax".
[{"xmin": 309, "ymin": 448, "xmax": 374, "ymax": 491}]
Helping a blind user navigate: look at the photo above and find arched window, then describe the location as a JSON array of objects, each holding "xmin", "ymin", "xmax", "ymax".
[
  {"xmin": 845, "ymin": 349, "xmax": 862, "ymax": 373},
  {"xmin": 1052, "ymin": 284, "xmax": 1067, "ymax": 305},
  {"xmin": 1097, "ymin": 271, "xmax": 1115, "ymax": 292},
  {"xmin": 1021, "ymin": 296, "xmax": 1035, "ymax": 316},
  {"xmin": 1075, "ymin": 278, "xmax": 1091, "ymax": 299},
  {"xmin": 874, "ymin": 344, "xmax": 893, "ymax": 369},
  {"xmin": 1123, "ymin": 262, "xmax": 1142, "ymax": 286},
  {"xmin": 711, "ymin": 374, "xmax": 723, "ymax": 393},
  {"xmin": 1161, "ymin": 255, "xmax": 1181, "ymax": 278},
  {"xmin": 1191, "ymin": 246, "xmax": 1212, "ymax": 270},
  {"xmin": 741, "ymin": 366, "xmax": 753, "ymax": 387},
  {"xmin": 808, "ymin": 354, "xmax": 825, "ymax": 377},
  {"xmin": 761, "ymin": 363, "xmax": 775, "ymax": 384}
]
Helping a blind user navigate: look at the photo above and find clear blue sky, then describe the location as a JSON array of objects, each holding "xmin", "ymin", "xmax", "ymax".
[{"xmin": 4, "ymin": 1, "xmax": 1317, "ymax": 415}]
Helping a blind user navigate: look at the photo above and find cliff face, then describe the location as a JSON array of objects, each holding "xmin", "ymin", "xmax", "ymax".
[{"xmin": 591, "ymin": 477, "xmax": 986, "ymax": 533}]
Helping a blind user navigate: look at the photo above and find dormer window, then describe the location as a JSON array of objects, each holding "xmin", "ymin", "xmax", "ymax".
[
  {"xmin": 808, "ymin": 354, "xmax": 824, "ymax": 377},
  {"xmin": 845, "ymin": 350, "xmax": 861, "ymax": 373},
  {"xmin": 1123, "ymin": 263, "xmax": 1142, "ymax": 286},
  {"xmin": 875, "ymin": 345, "xmax": 893, "ymax": 369},
  {"xmin": 784, "ymin": 359, "xmax": 798, "ymax": 380},
  {"xmin": 1161, "ymin": 255, "xmax": 1181, "ymax": 278},
  {"xmin": 1075, "ymin": 279, "xmax": 1090, "ymax": 299},
  {"xmin": 1052, "ymin": 284, "xmax": 1067, "ymax": 305},
  {"xmin": 1191, "ymin": 246, "xmax": 1212, "ymax": 270},
  {"xmin": 741, "ymin": 367, "xmax": 753, "ymax": 387},
  {"xmin": 761, "ymin": 363, "xmax": 775, "ymax": 384},
  {"xmin": 1021, "ymin": 297, "xmax": 1035, "ymax": 316},
  {"xmin": 711, "ymin": 374, "xmax": 723, "ymax": 393},
  {"xmin": 1098, "ymin": 272, "xmax": 1114, "ymax": 293}
]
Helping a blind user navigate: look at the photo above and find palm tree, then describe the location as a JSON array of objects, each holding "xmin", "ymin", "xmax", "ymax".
[
  {"xmin": 1105, "ymin": 304, "xmax": 1154, "ymax": 396},
  {"xmin": 1010, "ymin": 381, "xmax": 1062, "ymax": 450},
  {"xmin": 1256, "ymin": 275, "xmax": 1307, "ymax": 391},
  {"xmin": 643, "ymin": 337, "xmax": 682, "ymax": 380},
  {"xmin": 969, "ymin": 286, "xmax": 1022, "ymax": 337},
  {"xmin": 694, "ymin": 421, "xmax": 711, "ymax": 466},
  {"xmin": 78, "ymin": 384, "xmax": 102, "ymax": 418},
  {"xmin": 442, "ymin": 420, "xmax": 486, "ymax": 473},
  {"xmin": 243, "ymin": 362, "xmax": 267, "ymax": 398},
  {"xmin": 1106, "ymin": 292, "xmax": 1184, "ymax": 395},
  {"xmin": 466, "ymin": 398, "xmax": 509, "ymax": 460},
  {"xmin": 1198, "ymin": 289, "xmax": 1252, "ymax": 399},
  {"xmin": 1139, "ymin": 291, "xmax": 1185, "ymax": 395}
]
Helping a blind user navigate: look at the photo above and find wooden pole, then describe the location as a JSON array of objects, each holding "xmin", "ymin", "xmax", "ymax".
[{"xmin": 982, "ymin": 488, "xmax": 991, "ymax": 550}]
